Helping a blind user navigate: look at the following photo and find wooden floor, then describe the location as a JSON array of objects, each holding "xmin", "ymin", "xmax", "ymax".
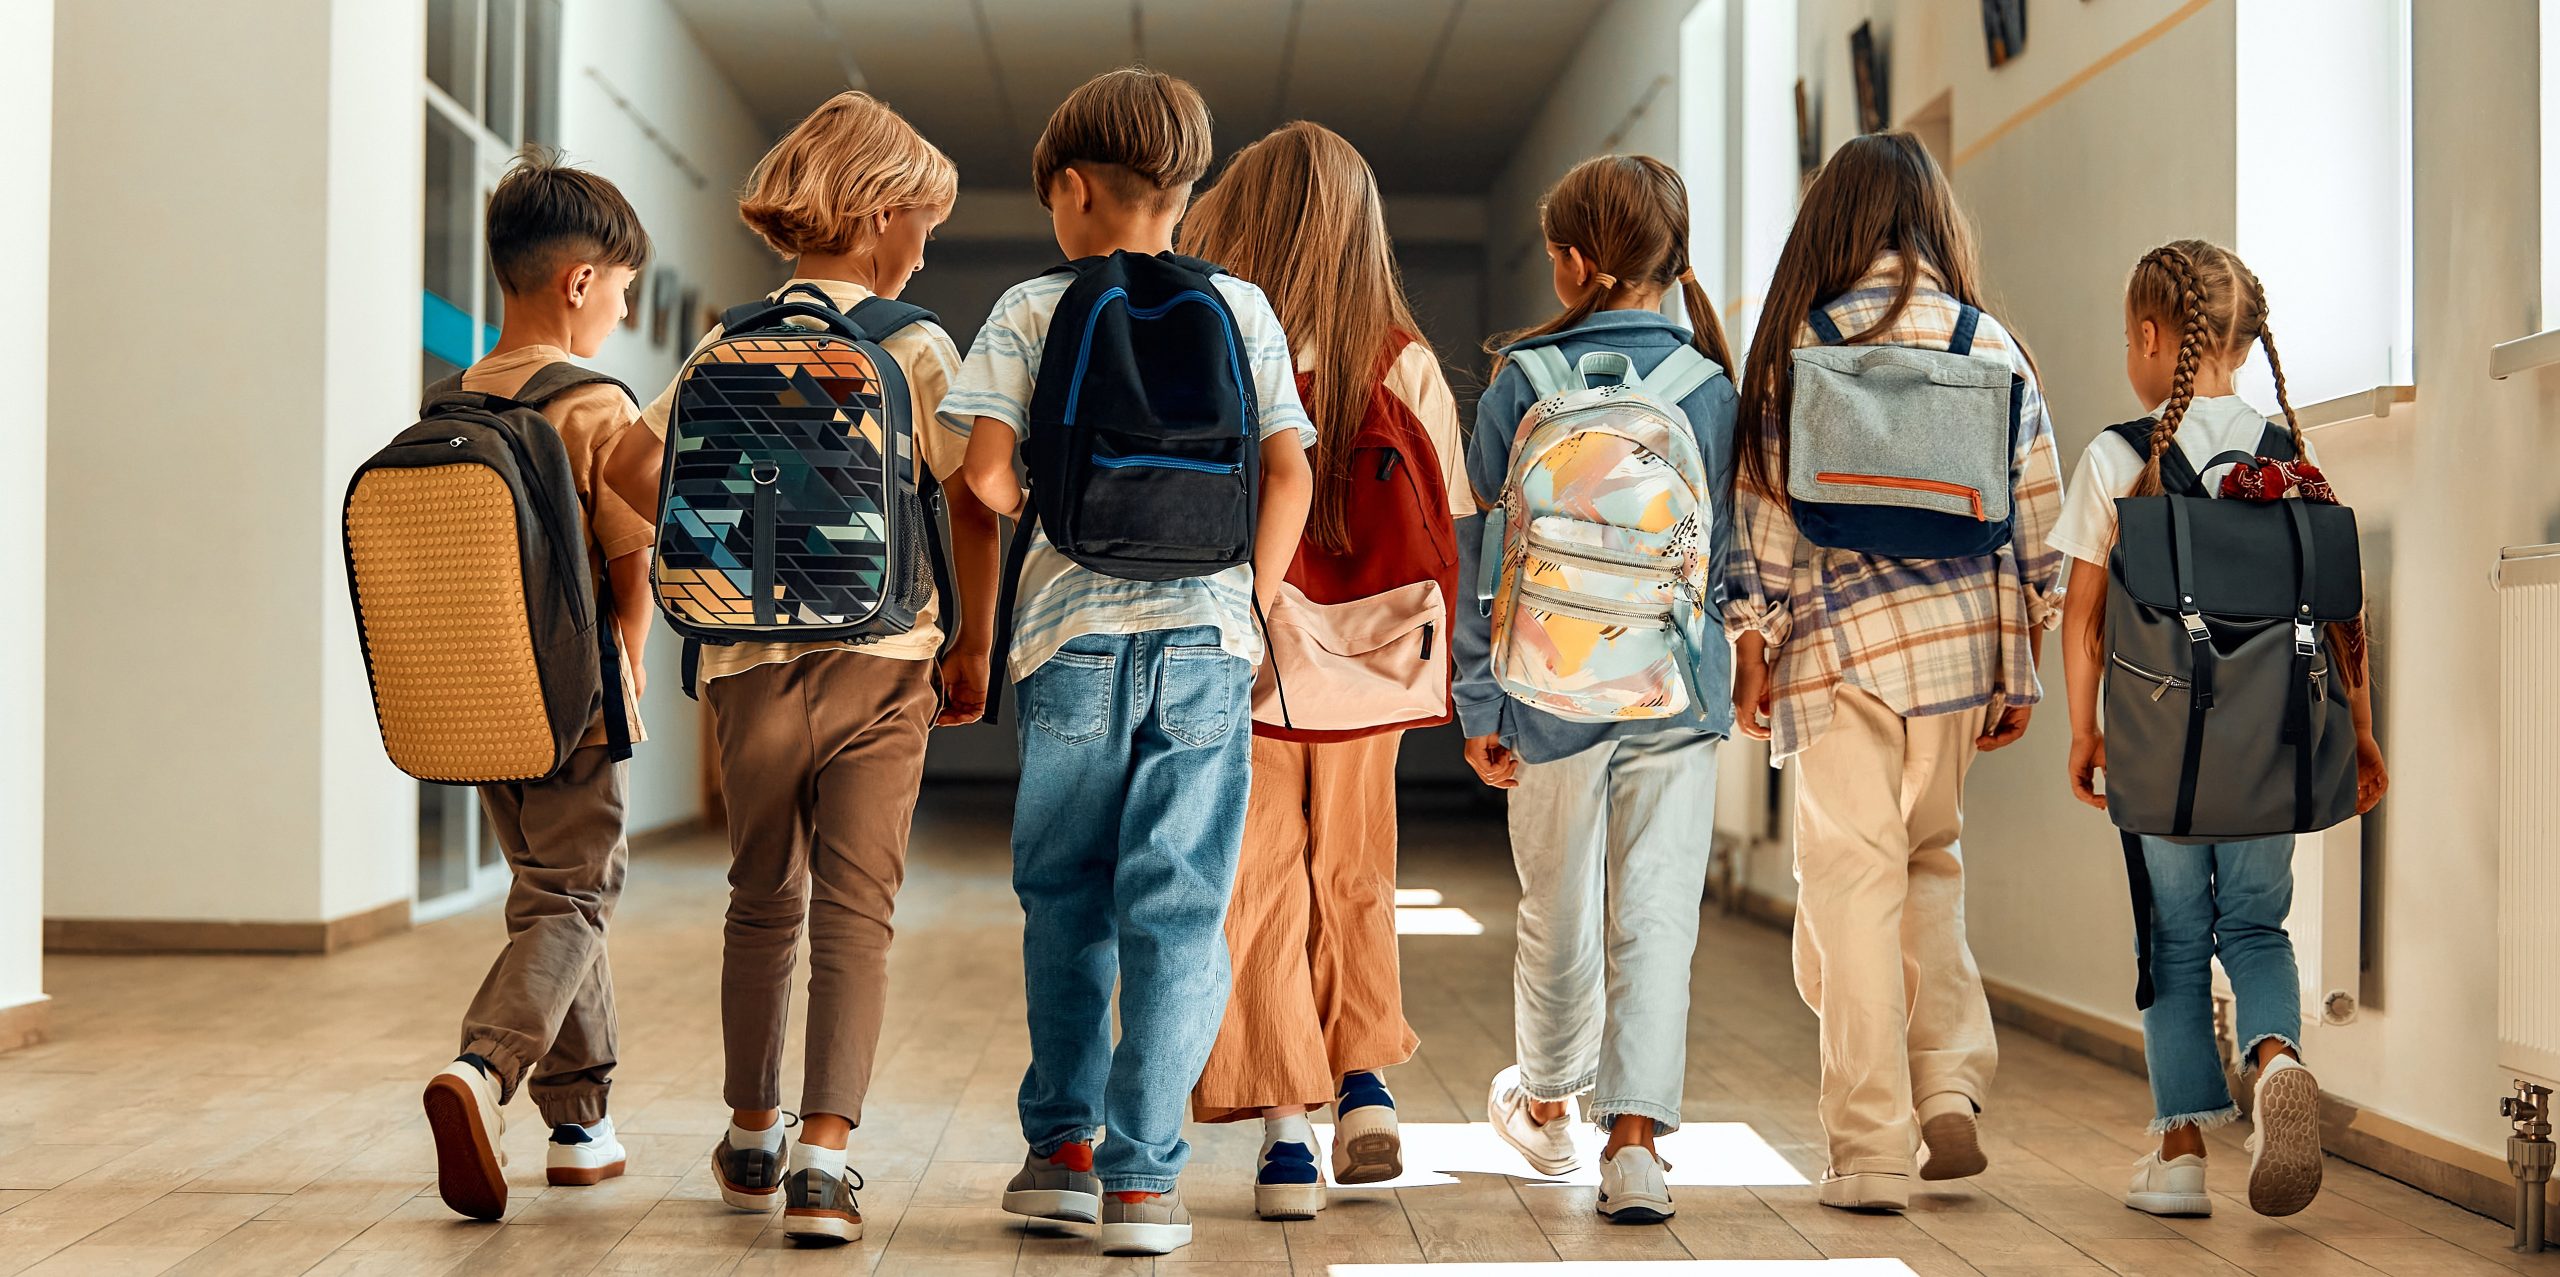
[{"xmin": 3, "ymin": 789, "xmax": 2554, "ymax": 1276}]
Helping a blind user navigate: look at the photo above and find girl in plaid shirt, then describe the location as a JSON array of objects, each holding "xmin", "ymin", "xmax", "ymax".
[{"xmin": 1726, "ymin": 133, "xmax": 2065, "ymax": 1213}]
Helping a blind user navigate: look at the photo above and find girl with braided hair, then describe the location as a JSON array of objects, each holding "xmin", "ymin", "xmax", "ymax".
[{"xmin": 2048, "ymin": 239, "xmax": 2388, "ymax": 1220}]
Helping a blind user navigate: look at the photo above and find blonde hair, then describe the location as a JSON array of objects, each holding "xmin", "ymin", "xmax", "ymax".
[
  {"xmin": 1183, "ymin": 121, "xmax": 1424, "ymax": 554},
  {"xmin": 1491, "ymin": 155, "xmax": 1734, "ymax": 386},
  {"xmin": 2124, "ymin": 239, "xmax": 2302, "ymax": 497},
  {"xmin": 738, "ymin": 91, "xmax": 956, "ymax": 259},
  {"xmin": 1033, "ymin": 67, "xmax": 1213, "ymax": 213}
]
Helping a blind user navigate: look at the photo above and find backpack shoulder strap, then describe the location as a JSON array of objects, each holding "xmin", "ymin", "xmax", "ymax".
[
  {"xmin": 844, "ymin": 296, "xmax": 938, "ymax": 345},
  {"xmin": 2105, "ymin": 417, "xmax": 2211, "ymax": 497},
  {"xmin": 1162, "ymin": 252, "xmax": 1223, "ymax": 277},
  {"xmin": 1805, "ymin": 305, "xmax": 1847, "ymax": 345},
  {"xmin": 2255, "ymin": 420, "xmax": 2299, "ymax": 462},
  {"xmin": 1635, "ymin": 345, "xmax": 1720, "ymax": 407},
  {"xmin": 513, "ymin": 362, "xmax": 634, "ymax": 410},
  {"xmin": 1948, "ymin": 304, "xmax": 1983, "ymax": 356},
  {"xmin": 1508, "ymin": 345, "xmax": 1574, "ymax": 401}
]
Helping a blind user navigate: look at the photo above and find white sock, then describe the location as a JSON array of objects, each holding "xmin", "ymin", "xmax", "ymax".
[
  {"xmin": 728, "ymin": 1119, "xmax": 785, "ymax": 1153},
  {"xmin": 790, "ymin": 1140, "xmax": 849, "ymax": 1177},
  {"xmin": 1262, "ymin": 1113, "xmax": 1316, "ymax": 1153},
  {"xmin": 565, "ymin": 1116, "xmax": 615, "ymax": 1141}
]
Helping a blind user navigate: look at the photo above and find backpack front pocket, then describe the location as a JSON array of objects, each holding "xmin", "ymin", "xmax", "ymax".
[
  {"xmin": 1493, "ymin": 580, "xmax": 1697, "ymax": 722},
  {"xmin": 1066, "ymin": 429, "xmax": 1251, "ymax": 565}
]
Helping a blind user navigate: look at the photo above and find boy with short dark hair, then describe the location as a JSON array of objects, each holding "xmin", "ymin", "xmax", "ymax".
[
  {"xmin": 419, "ymin": 149, "xmax": 660, "ymax": 1222},
  {"xmin": 945, "ymin": 67, "xmax": 1316, "ymax": 1257}
]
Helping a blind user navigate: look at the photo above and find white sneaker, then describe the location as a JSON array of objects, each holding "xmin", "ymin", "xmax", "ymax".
[
  {"xmin": 545, "ymin": 1115, "xmax": 627, "ymax": 1187},
  {"xmin": 1098, "ymin": 1189, "xmax": 1192, "ymax": 1256},
  {"xmin": 2248, "ymin": 1055, "xmax": 2324, "ymax": 1216},
  {"xmin": 2125, "ymin": 1151, "xmax": 2211, "ymax": 1216},
  {"xmin": 1487, "ymin": 1066, "xmax": 1581, "ymax": 1177},
  {"xmin": 423, "ymin": 1059, "xmax": 508, "ymax": 1220},
  {"xmin": 1817, "ymin": 1170, "xmax": 1910, "ymax": 1212},
  {"xmin": 1596, "ymin": 1146, "xmax": 1675, "ymax": 1223}
]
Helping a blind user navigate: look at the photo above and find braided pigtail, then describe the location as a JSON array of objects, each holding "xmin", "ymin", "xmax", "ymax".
[
  {"xmin": 2131, "ymin": 245, "xmax": 2208, "ymax": 498},
  {"xmin": 2238, "ymin": 265, "xmax": 2307, "ymax": 459}
]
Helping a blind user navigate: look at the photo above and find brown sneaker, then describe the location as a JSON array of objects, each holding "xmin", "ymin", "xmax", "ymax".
[
  {"xmin": 1099, "ymin": 1188, "xmax": 1193, "ymax": 1255},
  {"xmin": 1918, "ymin": 1093, "xmax": 1988, "ymax": 1181},
  {"xmin": 782, "ymin": 1161, "xmax": 862, "ymax": 1245},
  {"xmin": 1002, "ymin": 1141, "xmax": 1102, "ymax": 1223}
]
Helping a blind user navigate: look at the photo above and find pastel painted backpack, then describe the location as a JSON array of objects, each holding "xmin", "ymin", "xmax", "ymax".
[{"xmin": 1478, "ymin": 345, "xmax": 1723, "ymax": 722}]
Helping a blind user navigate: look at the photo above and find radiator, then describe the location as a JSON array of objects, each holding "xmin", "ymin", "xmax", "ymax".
[{"xmin": 2498, "ymin": 543, "xmax": 2560, "ymax": 1086}]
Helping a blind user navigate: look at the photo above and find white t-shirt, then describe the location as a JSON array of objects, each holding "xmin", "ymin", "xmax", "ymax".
[
  {"xmin": 2048, "ymin": 395, "xmax": 2317, "ymax": 568},
  {"xmin": 938, "ymin": 270, "xmax": 1315, "ymax": 682}
]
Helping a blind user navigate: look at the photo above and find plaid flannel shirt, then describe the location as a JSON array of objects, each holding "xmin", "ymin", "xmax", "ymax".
[{"xmin": 1723, "ymin": 257, "xmax": 2066, "ymax": 761}]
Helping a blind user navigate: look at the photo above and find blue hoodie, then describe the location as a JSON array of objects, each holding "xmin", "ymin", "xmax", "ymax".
[{"xmin": 1452, "ymin": 309, "xmax": 1740, "ymax": 764}]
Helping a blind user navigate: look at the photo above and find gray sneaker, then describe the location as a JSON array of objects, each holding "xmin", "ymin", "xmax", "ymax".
[
  {"xmin": 783, "ymin": 1164, "xmax": 862, "ymax": 1244},
  {"xmin": 710, "ymin": 1136, "xmax": 783, "ymax": 1212},
  {"xmin": 1002, "ymin": 1142, "xmax": 1101, "ymax": 1224},
  {"xmin": 1099, "ymin": 1188, "xmax": 1192, "ymax": 1256}
]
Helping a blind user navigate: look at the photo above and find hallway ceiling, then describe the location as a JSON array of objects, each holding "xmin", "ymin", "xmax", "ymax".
[{"xmin": 664, "ymin": 0, "xmax": 1612, "ymax": 196}]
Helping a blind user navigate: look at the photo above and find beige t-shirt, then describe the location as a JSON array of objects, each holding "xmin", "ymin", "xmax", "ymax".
[
  {"xmin": 1300, "ymin": 337, "xmax": 1470, "ymax": 519},
  {"xmin": 461, "ymin": 344, "xmax": 655, "ymax": 745},
  {"xmin": 641, "ymin": 278, "xmax": 966, "ymax": 684}
]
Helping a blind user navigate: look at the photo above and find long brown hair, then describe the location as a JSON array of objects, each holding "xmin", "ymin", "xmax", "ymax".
[
  {"xmin": 1736, "ymin": 131, "xmax": 1988, "ymax": 502},
  {"xmin": 2123, "ymin": 239, "xmax": 2304, "ymax": 497},
  {"xmin": 1181, "ymin": 120, "xmax": 1422, "ymax": 553},
  {"xmin": 1487, "ymin": 155, "xmax": 1735, "ymax": 384}
]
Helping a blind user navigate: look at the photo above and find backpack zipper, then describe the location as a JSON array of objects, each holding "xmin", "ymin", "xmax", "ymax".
[
  {"xmin": 1089, "ymin": 453, "xmax": 1242, "ymax": 475},
  {"xmin": 1517, "ymin": 581, "xmax": 1672, "ymax": 626},
  {"xmin": 1813, "ymin": 471, "xmax": 1986, "ymax": 520},
  {"xmin": 1525, "ymin": 531, "xmax": 1678, "ymax": 573},
  {"xmin": 2110, "ymin": 652, "xmax": 2188, "ymax": 702}
]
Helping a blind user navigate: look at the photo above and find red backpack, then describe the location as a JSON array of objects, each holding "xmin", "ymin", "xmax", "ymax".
[{"xmin": 1253, "ymin": 332, "xmax": 1459, "ymax": 742}]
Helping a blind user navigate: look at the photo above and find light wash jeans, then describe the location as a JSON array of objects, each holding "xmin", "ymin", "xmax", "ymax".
[
  {"xmin": 1508, "ymin": 730, "xmax": 1720, "ymax": 1132},
  {"xmin": 2139, "ymin": 834, "xmax": 2301, "ymax": 1132},
  {"xmin": 1011, "ymin": 625, "xmax": 1252, "ymax": 1192}
]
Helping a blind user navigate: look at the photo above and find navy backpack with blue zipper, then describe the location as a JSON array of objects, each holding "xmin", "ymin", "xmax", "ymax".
[{"xmin": 991, "ymin": 251, "xmax": 1260, "ymax": 699}]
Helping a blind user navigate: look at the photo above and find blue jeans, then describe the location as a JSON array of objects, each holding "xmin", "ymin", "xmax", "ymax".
[
  {"xmin": 2139, "ymin": 835, "xmax": 2300, "ymax": 1132},
  {"xmin": 1011, "ymin": 625, "xmax": 1251, "ymax": 1192}
]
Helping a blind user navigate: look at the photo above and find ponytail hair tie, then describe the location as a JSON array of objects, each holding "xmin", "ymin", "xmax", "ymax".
[
  {"xmin": 1676, "ymin": 268, "xmax": 1696, "ymax": 284},
  {"xmin": 1592, "ymin": 272, "xmax": 1619, "ymax": 289}
]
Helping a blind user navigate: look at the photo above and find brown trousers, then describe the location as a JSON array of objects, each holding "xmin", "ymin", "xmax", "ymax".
[
  {"xmin": 460, "ymin": 744, "xmax": 629, "ymax": 1126},
  {"xmin": 1194, "ymin": 731, "xmax": 1417, "ymax": 1121},
  {"xmin": 706, "ymin": 649, "xmax": 936, "ymax": 1123}
]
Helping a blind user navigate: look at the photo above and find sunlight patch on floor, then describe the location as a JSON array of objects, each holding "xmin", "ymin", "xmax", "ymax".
[
  {"xmin": 1393, "ymin": 905, "xmax": 1485, "ymax": 935},
  {"xmin": 1313, "ymin": 1121, "xmax": 1810, "ymax": 1188},
  {"xmin": 1330, "ymin": 1262, "xmax": 1920, "ymax": 1275},
  {"xmin": 1393, "ymin": 888, "xmax": 1445, "ymax": 905}
]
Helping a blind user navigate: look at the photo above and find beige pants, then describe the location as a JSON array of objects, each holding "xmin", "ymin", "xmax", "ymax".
[
  {"xmin": 1790, "ymin": 684, "xmax": 1999, "ymax": 1177},
  {"xmin": 461, "ymin": 744, "xmax": 629, "ymax": 1127},
  {"xmin": 1193, "ymin": 731, "xmax": 1416, "ymax": 1121},
  {"xmin": 706, "ymin": 649, "xmax": 936, "ymax": 1123}
]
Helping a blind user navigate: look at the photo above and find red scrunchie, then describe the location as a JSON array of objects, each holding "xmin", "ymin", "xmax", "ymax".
[{"xmin": 2220, "ymin": 457, "xmax": 2336, "ymax": 505}]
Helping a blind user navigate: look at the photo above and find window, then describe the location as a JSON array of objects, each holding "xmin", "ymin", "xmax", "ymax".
[
  {"xmin": 415, "ymin": 0, "xmax": 563, "ymax": 913},
  {"xmin": 2545, "ymin": 0, "xmax": 2560, "ymax": 330},
  {"xmin": 1678, "ymin": 0, "xmax": 1799, "ymax": 356}
]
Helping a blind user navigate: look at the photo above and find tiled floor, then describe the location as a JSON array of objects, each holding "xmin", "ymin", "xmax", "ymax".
[{"xmin": 2, "ymin": 789, "xmax": 2552, "ymax": 1275}]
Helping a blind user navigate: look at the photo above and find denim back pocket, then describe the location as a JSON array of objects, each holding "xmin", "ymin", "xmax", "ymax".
[
  {"xmin": 1157, "ymin": 644, "xmax": 1247, "ymax": 749},
  {"xmin": 1024, "ymin": 650, "xmax": 1116, "ymax": 746}
]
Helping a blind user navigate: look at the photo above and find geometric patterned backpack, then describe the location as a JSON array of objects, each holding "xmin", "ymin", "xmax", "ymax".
[{"xmin": 652, "ymin": 284, "xmax": 953, "ymax": 695}]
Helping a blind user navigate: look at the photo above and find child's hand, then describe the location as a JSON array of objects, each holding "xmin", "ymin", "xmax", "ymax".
[
  {"xmin": 1730, "ymin": 658, "xmax": 1772, "ymax": 741},
  {"xmin": 1976, "ymin": 703, "xmax": 2032, "ymax": 751},
  {"xmin": 2068, "ymin": 732, "xmax": 2107, "ymax": 809},
  {"xmin": 937, "ymin": 649, "xmax": 991, "ymax": 727},
  {"xmin": 619, "ymin": 621, "xmax": 649, "ymax": 702},
  {"xmin": 2355, "ymin": 732, "xmax": 2389, "ymax": 814},
  {"xmin": 1463, "ymin": 734, "xmax": 1519, "ymax": 789}
]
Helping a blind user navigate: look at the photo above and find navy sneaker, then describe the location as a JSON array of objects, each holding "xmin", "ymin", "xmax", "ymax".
[
  {"xmin": 1332, "ymin": 1071, "xmax": 1402, "ymax": 1185},
  {"xmin": 1255, "ymin": 1139, "xmax": 1324, "ymax": 1219}
]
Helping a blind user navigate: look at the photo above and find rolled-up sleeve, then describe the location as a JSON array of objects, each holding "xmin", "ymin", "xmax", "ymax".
[
  {"xmin": 1723, "ymin": 432, "xmax": 1801, "ymax": 648},
  {"xmin": 2007, "ymin": 359, "xmax": 2067, "ymax": 629}
]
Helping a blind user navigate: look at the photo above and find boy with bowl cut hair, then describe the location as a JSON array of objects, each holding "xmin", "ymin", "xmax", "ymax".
[
  {"xmin": 943, "ymin": 66, "xmax": 1316, "ymax": 1257},
  {"xmin": 420, "ymin": 148, "xmax": 659, "ymax": 1222}
]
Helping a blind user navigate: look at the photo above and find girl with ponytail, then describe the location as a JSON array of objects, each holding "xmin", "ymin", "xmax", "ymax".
[
  {"xmin": 2049, "ymin": 239, "xmax": 2387, "ymax": 1221},
  {"xmin": 1725, "ymin": 132, "xmax": 2066, "ymax": 1214},
  {"xmin": 1453, "ymin": 154, "xmax": 1739, "ymax": 1224}
]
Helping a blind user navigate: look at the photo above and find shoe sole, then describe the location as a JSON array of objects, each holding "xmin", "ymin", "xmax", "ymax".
[
  {"xmin": 783, "ymin": 1208, "xmax": 862, "ymax": 1244},
  {"xmin": 546, "ymin": 1158, "xmax": 626, "ymax": 1187},
  {"xmin": 2126, "ymin": 1190, "xmax": 2213, "ymax": 1217},
  {"xmin": 1099, "ymin": 1221, "xmax": 1193, "ymax": 1255},
  {"xmin": 1255, "ymin": 1181, "xmax": 1326, "ymax": 1220},
  {"xmin": 710, "ymin": 1148, "xmax": 779, "ymax": 1213},
  {"xmin": 1332, "ymin": 1131, "xmax": 1403, "ymax": 1186},
  {"xmin": 1485, "ymin": 1078, "xmax": 1581, "ymax": 1177},
  {"xmin": 1003, "ymin": 1188, "xmax": 1100, "ymax": 1224},
  {"xmin": 1919, "ymin": 1113, "xmax": 1988, "ymax": 1181},
  {"xmin": 1817, "ymin": 1175, "xmax": 1910, "ymax": 1213},
  {"xmin": 422, "ymin": 1074, "xmax": 506, "ymax": 1222},
  {"xmin": 1599, "ymin": 1201, "xmax": 1675, "ymax": 1225},
  {"xmin": 2250, "ymin": 1066, "xmax": 2325, "ymax": 1217}
]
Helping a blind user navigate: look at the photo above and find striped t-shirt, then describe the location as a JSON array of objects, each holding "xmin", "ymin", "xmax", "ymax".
[{"xmin": 937, "ymin": 269, "xmax": 1314, "ymax": 683}]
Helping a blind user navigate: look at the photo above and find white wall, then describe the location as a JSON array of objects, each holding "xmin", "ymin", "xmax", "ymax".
[
  {"xmin": 46, "ymin": 0, "xmax": 414, "ymax": 926},
  {"xmin": 559, "ymin": 0, "xmax": 780, "ymax": 834},
  {"xmin": 0, "ymin": 0, "xmax": 52, "ymax": 1019}
]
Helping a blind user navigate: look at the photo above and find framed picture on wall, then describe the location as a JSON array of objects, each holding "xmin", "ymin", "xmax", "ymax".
[
  {"xmin": 1795, "ymin": 78, "xmax": 1821, "ymax": 180},
  {"xmin": 1983, "ymin": 0, "xmax": 2028, "ymax": 67},
  {"xmin": 677, "ymin": 287, "xmax": 700, "ymax": 344},
  {"xmin": 650, "ymin": 268, "xmax": 680, "ymax": 348},
  {"xmin": 1851, "ymin": 21, "xmax": 1889, "ymax": 134}
]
